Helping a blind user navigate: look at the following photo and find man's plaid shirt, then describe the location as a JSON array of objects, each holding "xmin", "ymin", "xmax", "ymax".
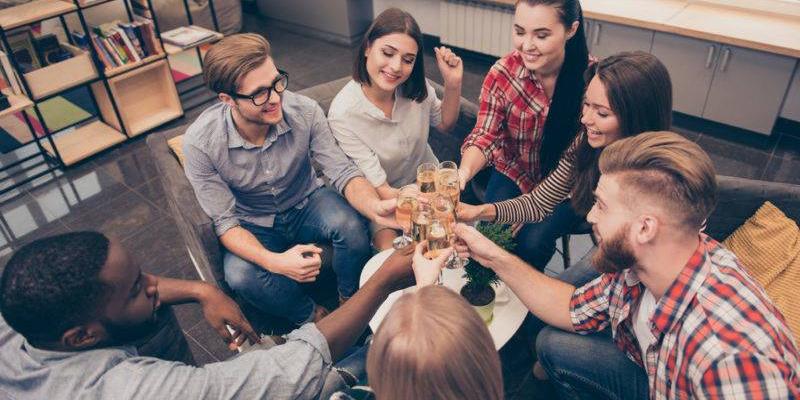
[{"xmin": 570, "ymin": 234, "xmax": 800, "ymax": 399}]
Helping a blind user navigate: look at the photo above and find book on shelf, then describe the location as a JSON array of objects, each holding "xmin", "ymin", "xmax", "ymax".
[
  {"xmin": 71, "ymin": 20, "xmax": 162, "ymax": 71},
  {"xmin": 160, "ymin": 26, "xmax": 218, "ymax": 49}
]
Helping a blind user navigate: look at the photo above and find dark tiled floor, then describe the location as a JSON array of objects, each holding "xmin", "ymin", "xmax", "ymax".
[{"xmin": 0, "ymin": 7, "xmax": 798, "ymax": 398}]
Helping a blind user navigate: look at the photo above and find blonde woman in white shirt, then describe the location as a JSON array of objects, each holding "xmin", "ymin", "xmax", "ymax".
[{"xmin": 328, "ymin": 8, "xmax": 463, "ymax": 249}]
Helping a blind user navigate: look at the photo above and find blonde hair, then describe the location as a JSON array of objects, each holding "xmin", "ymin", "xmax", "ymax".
[
  {"xmin": 598, "ymin": 131, "xmax": 717, "ymax": 231},
  {"xmin": 203, "ymin": 33, "xmax": 271, "ymax": 94},
  {"xmin": 367, "ymin": 286, "xmax": 503, "ymax": 400}
]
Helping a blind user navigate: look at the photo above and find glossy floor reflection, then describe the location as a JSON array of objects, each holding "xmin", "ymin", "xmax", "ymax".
[{"xmin": 0, "ymin": 7, "xmax": 798, "ymax": 399}]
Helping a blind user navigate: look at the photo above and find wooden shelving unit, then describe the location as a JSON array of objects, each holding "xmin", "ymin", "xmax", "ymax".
[
  {"xmin": 105, "ymin": 52, "xmax": 165, "ymax": 78},
  {"xmin": 93, "ymin": 59, "xmax": 182, "ymax": 136},
  {"xmin": 157, "ymin": 0, "xmax": 223, "ymax": 108},
  {"xmin": 41, "ymin": 120, "xmax": 126, "ymax": 166},
  {"xmin": 0, "ymin": 0, "xmax": 75, "ymax": 30},
  {"xmin": 23, "ymin": 43, "xmax": 98, "ymax": 100},
  {"xmin": 0, "ymin": 0, "xmax": 183, "ymax": 177},
  {"xmin": 0, "ymin": 89, "xmax": 33, "ymax": 119}
]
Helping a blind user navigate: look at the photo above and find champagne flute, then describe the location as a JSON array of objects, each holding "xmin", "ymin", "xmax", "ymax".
[
  {"xmin": 417, "ymin": 163, "xmax": 438, "ymax": 200},
  {"xmin": 411, "ymin": 201, "xmax": 433, "ymax": 243},
  {"xmin": 437, "ymin": 161, "xmax": 460, "ymax": 206},
  {"xmin": 392, "ymin": 184, "xmax": 418, "ymax": 249},
  {"xmin": 424, "ymin": 217, "xmax": 450, "ymax": 285}
]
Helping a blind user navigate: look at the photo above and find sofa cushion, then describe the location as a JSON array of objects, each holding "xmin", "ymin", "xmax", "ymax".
[
  {"xmin": 723, "ymin": 201, "xmax": 800, "ymax": 342},
  {"xmin": 167, "ymin": 135, "xmax": 186, "ymax": 166}
]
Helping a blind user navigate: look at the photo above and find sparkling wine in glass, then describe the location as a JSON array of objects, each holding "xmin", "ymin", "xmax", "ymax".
[
  {"xmin": 437, "ymin": 161, "xmax": 461, "ymax": 206},
  {"xmin": 411, "ymin": 201, "xmax": 433, "ymax": 243},
  {"xmin": 392, "ymin": 184, "xmax": 418, "ymax": 249},
  {"xmin": 417, "ymin": 163, "xmax": 438, "ymax": 199},
  {"xmin": 424, "ymin": 217, "xmax": 450, "ymax": 285},
  {"xmin": 425, "ymin": 218, "xmax": 450, "ymax": 259}
]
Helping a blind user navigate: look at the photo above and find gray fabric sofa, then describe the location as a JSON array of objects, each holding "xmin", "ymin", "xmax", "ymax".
[{"xmin": 146, "ymin": 77, "xmax": 478, "ymax": 330}]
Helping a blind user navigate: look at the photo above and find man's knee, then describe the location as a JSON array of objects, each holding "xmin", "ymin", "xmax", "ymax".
[
  {"xmin": 223, "ymin": 253, "xmax": 258, "ymax": 292},
  {"xmin": 329, "ymin": 210, "xmax": 369, "ymax": 247}
]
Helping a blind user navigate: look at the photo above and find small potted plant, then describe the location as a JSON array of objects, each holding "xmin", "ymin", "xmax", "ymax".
[{"xmin": 460, "ymin": 223, "xmax": 515, "ymax": 324}]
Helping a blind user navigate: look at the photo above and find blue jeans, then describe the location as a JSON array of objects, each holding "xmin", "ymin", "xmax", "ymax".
[
  {"xmin": 224, "ymin": 187, "xmax": 370, "ymax": 324},
  {"xmin": 531, "ymin": 255, "xmax": 649, "ymax": 399},
  {"xmin": 484, "ymin": 169, "xmax": 585, "ymax": 270},
  {"xmin": 537, "ymin": 328, "xmax": 649, "ymax": 400},
  {"xmin": 319, "ymin": 344, "xmax": 369, "ymax": 400}
]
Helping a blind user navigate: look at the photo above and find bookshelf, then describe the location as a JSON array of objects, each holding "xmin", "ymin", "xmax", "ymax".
[
  {"xmin": 92, "ymin": 58, "xmax": 181, "ymax": 136},
  {"xmin": 155, "ymin": 0, "xmax": 223, "ymax": 108},
  {"xmin": 0, "ymin": 0, "xmax": 182, "ymax": 174}
]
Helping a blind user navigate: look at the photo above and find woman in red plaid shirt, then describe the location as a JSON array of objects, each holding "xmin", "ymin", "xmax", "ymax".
[
  {"xmin": 455, "ymin": 132, "xmax": 800, "ymax": 399},
  {"xmin": 457, "ymin": 0, "xmax": 590, "ymax": 268}
]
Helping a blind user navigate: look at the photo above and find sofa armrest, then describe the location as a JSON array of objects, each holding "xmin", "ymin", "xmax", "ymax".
[
  {"xmin": 147, "ymin": 128, "xmax": 226, "ymax": 288},
  {"xmin": 707, "ymin": 175, "xmax": 800, "ymax": 240}
]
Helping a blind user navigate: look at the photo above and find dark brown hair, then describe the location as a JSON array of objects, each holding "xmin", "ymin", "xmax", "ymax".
[
  {"xmin": 571, "ymin": 51, "xmax": 673, "ymax": 215},
  {"xmin": 353, "ymin": 8, "xmax": 428, "ymax": 102},
  {"xmin": 203, "ymin": 33, "xmax": 272, "ymax": 94},
  {"xmin": 517, "ymin": 0, "xmax": 589, "ymax": 177},
  {"xmin": 598, "ymin": 131, "xmax": 717, "ymax": 231}
]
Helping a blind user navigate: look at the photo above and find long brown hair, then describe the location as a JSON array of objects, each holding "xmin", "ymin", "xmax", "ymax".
[
  {"xmin": 353, "ymin": 8, "xmax": 428, "ymax": 102},
  {"xmin": 517, "ymin": 0, "xmax": 589, "ymax": 177},
  {"xmin": 571, "ymin": 51, "xmax": 673, "ymax": 215},
  {"xmin": 367, "ymin": 286, "xmax": 503, "ymax": 400}
]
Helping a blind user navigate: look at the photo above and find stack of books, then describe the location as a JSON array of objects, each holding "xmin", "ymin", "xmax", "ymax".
[
  {"xmin": 72, "ymin": 20, "xmax": 163, "ymax": 70},
  {"xmin": 160, "ymin": 25, "xmax": 219, "ymax": 50}
]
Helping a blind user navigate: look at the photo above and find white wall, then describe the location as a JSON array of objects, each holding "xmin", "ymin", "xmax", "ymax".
[{"xmin": 372, "ymin": 0, "xmax": 441, "ymax": 36}]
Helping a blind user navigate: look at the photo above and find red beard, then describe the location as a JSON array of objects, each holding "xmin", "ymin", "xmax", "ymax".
[{"xmin": 592, "ymin": 224, "xmax": 638, "ymax": 274}]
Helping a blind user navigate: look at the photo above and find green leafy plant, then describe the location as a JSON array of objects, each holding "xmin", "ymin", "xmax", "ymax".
[{"xmin": 461, "ymin": 223, "xmax": 516, "ymax": 305}]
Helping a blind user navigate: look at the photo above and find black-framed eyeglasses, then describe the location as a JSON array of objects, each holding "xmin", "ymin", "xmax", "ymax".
[{"xmin": 230, "ymin": 70, "xmax": 289, "ymax": 106}]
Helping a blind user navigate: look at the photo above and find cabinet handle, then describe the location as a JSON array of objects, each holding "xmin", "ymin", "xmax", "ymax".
[
  {"xmin": 705, "ymin": 45, "xmax": 716, "ymax": 69},
  {"xmin": 593, "ymin": 23, "xmax": 601, "ymax": 46},
  {"xmin": 720, "ymin": 48, "xmax": 731, "ymax": 72}
]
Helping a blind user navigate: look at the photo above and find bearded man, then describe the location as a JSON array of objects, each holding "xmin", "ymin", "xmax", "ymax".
[{"xmin": 455, "ymin": 131, "xmax": 800, "ymax": 399}]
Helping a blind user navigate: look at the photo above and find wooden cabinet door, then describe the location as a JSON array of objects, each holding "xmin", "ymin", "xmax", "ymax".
[
  {"xmin": 589, "ymin": 21, "xmax": 653, "ymax": 59},
  {"xmin": 703, "ymin": 45, "xmax": 796, "ymax": 135},
  {"xmin": 651, "ymin": 32, "xmax": 717, "ymax": 117}
]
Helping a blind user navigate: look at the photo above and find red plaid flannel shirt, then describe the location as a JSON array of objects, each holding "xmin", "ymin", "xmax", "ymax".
[
  {"xmin": 461, "ymin": 51, "xmax": 550, "ymax": 194},
  {"xmin": 570, "ymin": 234, "xmax": 800, "ymax": 399}
]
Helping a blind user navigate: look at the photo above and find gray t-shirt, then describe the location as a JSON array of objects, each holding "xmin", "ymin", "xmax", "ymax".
[{"xmin": 0, "ymin": 316, "xmax": 332, "ymax": 400}]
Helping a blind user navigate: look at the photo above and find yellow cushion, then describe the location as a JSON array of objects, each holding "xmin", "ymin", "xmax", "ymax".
[
  {"xmin": 723, "ymin": 201, "xmax": 800, "ymax": 343},
  {"xmin": 167, "ymin": 135, "xmax": 185, "ymax": 167}
]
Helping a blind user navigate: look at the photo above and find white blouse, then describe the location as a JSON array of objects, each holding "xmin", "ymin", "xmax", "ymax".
[{"xmin": 327, "ymin": 79, "xmax": 442, "ymax": 188}]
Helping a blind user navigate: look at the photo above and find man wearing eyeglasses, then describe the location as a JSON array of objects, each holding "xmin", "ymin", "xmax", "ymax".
[{"xmin": 182, "ymin": 33, "xmax": 398, "ymax": 326}]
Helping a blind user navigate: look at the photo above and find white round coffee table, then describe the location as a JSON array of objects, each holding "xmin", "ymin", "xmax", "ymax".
[{"xmin": 359, "ymin": 249, "xmax": 528, "ymax": 350}]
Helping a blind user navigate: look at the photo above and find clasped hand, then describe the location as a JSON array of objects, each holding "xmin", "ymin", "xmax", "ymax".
[{"xmin": 269, "ymin": 244, "xmax": 323, "ymax": 282}]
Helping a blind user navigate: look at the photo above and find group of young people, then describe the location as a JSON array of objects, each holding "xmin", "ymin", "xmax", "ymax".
[{"xmin": 0, "ymin": 0, "xmax": 798, "ymax": 399}]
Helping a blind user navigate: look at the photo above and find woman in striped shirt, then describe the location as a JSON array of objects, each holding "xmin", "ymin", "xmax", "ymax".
[{"xmin": 458, "ymin": 51, "xmax": 673, "ymax": 270}]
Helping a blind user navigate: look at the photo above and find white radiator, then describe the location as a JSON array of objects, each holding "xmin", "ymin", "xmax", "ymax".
[{"xmin": 440, "ymin": 1, "xmax": 515, "ymax": 58}]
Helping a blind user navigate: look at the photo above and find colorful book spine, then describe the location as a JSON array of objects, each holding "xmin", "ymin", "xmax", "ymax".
[
  {"xmin": 89, "ymin": 33, "xmax": 117, "ymax": 68},
  {"xmin": 119, "ymin": 23, "xmax": 146, "ymax": 59}
]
